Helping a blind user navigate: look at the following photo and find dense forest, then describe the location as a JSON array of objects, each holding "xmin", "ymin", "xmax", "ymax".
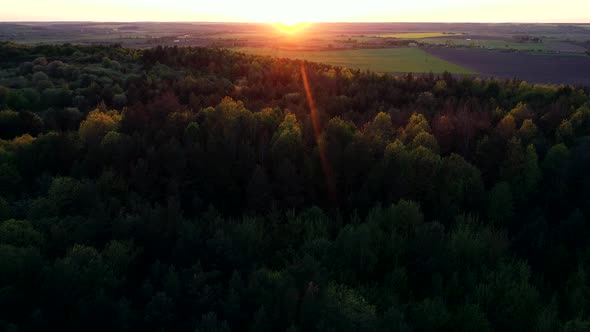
[{"xmin": 1, "ymin": 42, "xmax": 590, "ymax": 331}]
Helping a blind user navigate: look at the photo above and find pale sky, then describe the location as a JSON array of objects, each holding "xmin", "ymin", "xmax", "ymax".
[{"xmin": 1, "ymin": 0, "xmax": 589, "ymax": 23}]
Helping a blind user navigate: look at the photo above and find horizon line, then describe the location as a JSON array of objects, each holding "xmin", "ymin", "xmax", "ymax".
[{"xmin": 1, "ymin": 20, "xmax": 589, "ymax": 24}]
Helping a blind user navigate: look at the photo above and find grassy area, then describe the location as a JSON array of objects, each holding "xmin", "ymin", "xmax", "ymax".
[
  {"xmin": 376, "ymin": 32, "xmax": 462, "ymax": 39},
  {"xmin": 234, "ymin": 47, "xmax": 476, "ymax": 74},
  {"xmin": 421, "ymin": 38, "xmax": 546, "ymax": 51}
]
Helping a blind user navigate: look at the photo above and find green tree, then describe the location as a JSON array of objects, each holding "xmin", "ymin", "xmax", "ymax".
[
  {"xmin": 487, "ymin": 182, "xmax": 514, "ymax": 225},
  {"xmin": 0, "ymin": 197, "xmax": 9, "ymax": 221},
  {"xmin": 0, "ymin": 163, "xmax": 21, "ymax": 198},
  {"xmin": 556, "ymin": 120, "xmax": 574, "ymax": 146},
  {"xmin": 144, "ymin": 292, "xmax": 175, "ymax": 330},
  {"xmin": 523, "ymin": 144, "xmax": 541, "ymax": 198},
  {"xmin": 195, "ymin": 312, "xmax": 231, "ymax": 332},
  {"xmin": 411, "ymin": 132, "xmax": 440, "ymax": 154},
  {"xmin": 246, "ymin": 165, "xmax": 272, "ymax": 213},
  {"xmin": 452, "ymin": 304, "xmax": 491, "ymax": 332},
  {"xmin": 250, "ymin": 305, "xmax": 271, "ymax": 332},
  {"xmin": 409, "ymin": 297, "xmax": 450, "ymax": 332},
  {"xmin": 404, "ymin": 113, "xmax": 431, "ymax": 142},
  {"xmin": 0, "ymin": 219, "xmax": 43, "ymax": 247},
  {"xmin": 318, "ymin": 283, "xmax": 377, "ymax": 332},
  {"xmin": 518, "ymin": 119, "xmax": 538, "ymax": 144}
]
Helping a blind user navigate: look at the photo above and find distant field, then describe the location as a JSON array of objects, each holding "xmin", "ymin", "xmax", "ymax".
[
  {"xmin": 426, "ymin": 47, "xmax": 590, "ymax": 85},
  {"xmin": 545, "ymin": 41, "xmax": 589, "ymax": 53},
  {"xmin": 421, "ymin": 38, "xmax": 547, "ymax": 51},
  {"xmin": 376, "ymin": 32, "xmax": 462, "ymax": 39},
  {"xmin": 86, "ymin": 24, "xmax": 131, "ymax": 29},
  {"xmin": 202, "ymin": 32, "xmax": 268, "ymax": 39},
  {"xmin": 234, "ymin": 47, "xmax": 476, "ymax": 74}
]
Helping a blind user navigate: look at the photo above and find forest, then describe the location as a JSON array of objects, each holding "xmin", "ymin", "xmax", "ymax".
[{"xmin": 1, "ymin": 42, "xmax": 590, "ymax": 331}]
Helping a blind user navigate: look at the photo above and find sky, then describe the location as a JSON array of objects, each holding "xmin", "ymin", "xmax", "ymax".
[{"xmin": 2, "ymin": 0, "xmax": 589, "ymax": 23}]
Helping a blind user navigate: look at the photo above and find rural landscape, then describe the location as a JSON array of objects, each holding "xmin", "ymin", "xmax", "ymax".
[
  {"xmin": 2, "ymin": 2, "xmax": 590, "ymax": 332},
  {"xmin": 2, "ymin": 22, "xmax": 590, "ymax": 84}
]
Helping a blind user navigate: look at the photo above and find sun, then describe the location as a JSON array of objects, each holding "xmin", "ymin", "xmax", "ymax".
[{"xmin": 271, "ymin": 21, "xmax": 311, "ymax": 35}]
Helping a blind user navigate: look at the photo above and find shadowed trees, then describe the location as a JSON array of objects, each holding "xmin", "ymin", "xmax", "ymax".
[{"xmin": 0, "ymin": 43, "xmax": 589, "ymax": 332}]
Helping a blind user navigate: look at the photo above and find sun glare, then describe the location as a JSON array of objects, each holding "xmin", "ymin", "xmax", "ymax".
[{"xmin": 271, "ymin": 22, "xmax": 311, "ymax": 35}]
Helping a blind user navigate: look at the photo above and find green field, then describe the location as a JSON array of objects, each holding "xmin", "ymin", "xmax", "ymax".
[
  {"xmin": 234, "ymin": 47, "xmax": 476, "ymax": 74},
  {"xmin": 421, "ymin": 38, "xmax": 546, "ymax": 51},
  {"xmin": 376, "ymin": 32, "xmax": 462, "ymax": 39}
]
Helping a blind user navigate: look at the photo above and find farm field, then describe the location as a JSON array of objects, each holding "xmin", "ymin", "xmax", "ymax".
[
  {"xmin": 421, "ymin": 38, "xmax": 547, "ymax": 51},
  {"xmin": 235, "ymin": 47, "xmax": 476, "ymax": 74},
  {"xmin": 545, "ymin": 41, "xmax": 589, "ymax": 53},
  {"xmin": 426, "ymin": 47, "xmax": 590, "ymax": 85},
  {"xmin": 375, "ymin": 32, "xmax": 461, "ymax": 39}
]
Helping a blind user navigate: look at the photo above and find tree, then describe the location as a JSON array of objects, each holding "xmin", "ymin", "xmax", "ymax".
[
  {"xmin": 334, "ymin": 223, "xmax": 379, "ymax": 280},
  {"xmin": 47, "ymin": 177, "xmax": 85, "ymax": 216},
  {"xmin": 79, "ymin": 109, "xmax": 122, "ymax": 146},
  {"xmin": 487, "ymin": 182, "xmax": 514, "ymax": 226},
  {"xmin": 364, "ymin": 112, "xmax": 394, "ymax": 149},
  {"xmin": 438, "ymin": 154, "xmax": 485, "ymax": 219},
  {"xmin": 249, "ymin": 306, "xmax": 271, "ymax": 332},
  {"xmin": 495, "ymin": 115, "xmax": 516, "ymax": 140},
  {"xmin": 561, "ymin": 319, "xmax": 590, "ymax": 332},
  {"xmin": 509, "ymin": 102, "xmax": 532, "ymax": 124},
  {"xmin": 0, "ymin": 197, "xmax": 9, "ymax": 221},
  {"xmin": 556, "ymin": 120, "xmax": 574, "ymax": 146},
  {"xmin": 452, "ymin": 304, "xmax": 491, "ymax": 332},
  {"xmin": 196, "ymin": 312, "xmax": 231, "ymax": 332},
  {"xmin": 523, "ymin": 144, "xmax": 541, "ymax": 198},
  {"xmin": 518, "ymin": 119, "xmax": 538, "ymax": 144},
  {"xmin": 404, "ymin": 113, "xmax": 431, "ymax": 142},
  {"xmin": 432, "ymin": 114, "xmax": 455, "ymax": 154},
  {"xmin": 501, "ymin": 138, "xmax": 524, "ymax": 184},
  {"xmin": 246, "ymin": 165, "xmax": 272, "ymax": 213},
  {"xmin": 144, "ymin": 292, "xmax": 175, "ymax": 329},
  {"xmin": 411, "ymin": 131, "xmax": 440, "ymax": 154},
  {"xmin": 409, "ymin": 297, "xmax": 450, "ymax": 332},
  {"xmin": 386, "ymin": 199, "xmax": 424, "ymax": 237},
  {"xmin": 0, "ymin": 219, "xmax": 43, "ymax": 247},
  {"xmin": 318, "ymin": 283, "xmax": 377, "ymax": 332},
  {"xmin": 0, "ymin": 110, "xmax": 22, "ymax": 139},
  {"xmin": 102, "ymin": 240, "xmax": 138, "ymax": 280},
  {"xmin": 381, "ymin": 306, "xmax": 412, "ymax": 332},
  {"xmin": 271, "ymin": 113, "xmax": 303, "ymax": 163},
  {"xmin": 543, "ymin": 144, "xmax": 570, "ymax": 200},
  {"xmin": 0, "ymin": 163, "xmax": 21, "ymax": 198}
]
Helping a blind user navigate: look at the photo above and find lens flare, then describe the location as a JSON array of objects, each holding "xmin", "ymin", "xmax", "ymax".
[{"xmin": 300, "ymin": 64, "xmax": 337, "ymax": 204}]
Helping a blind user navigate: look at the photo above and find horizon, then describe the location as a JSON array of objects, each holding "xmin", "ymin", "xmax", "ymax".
[{"xmin": 2, "ymin": 20, "xmax": 590, "ymax": 24}]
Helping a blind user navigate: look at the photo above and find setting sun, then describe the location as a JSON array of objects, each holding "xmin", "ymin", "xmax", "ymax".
[{"xmin": 271, "ymin": 22, "xmax": 311, "ymax": 35}]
